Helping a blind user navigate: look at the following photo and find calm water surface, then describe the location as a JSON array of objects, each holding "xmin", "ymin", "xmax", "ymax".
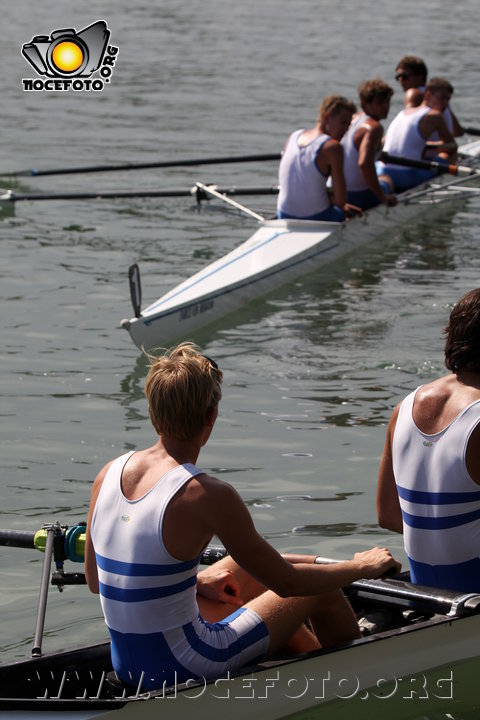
[{"xmin": 1, "ymin": 1, "xmax": 479, "ymax": 716}]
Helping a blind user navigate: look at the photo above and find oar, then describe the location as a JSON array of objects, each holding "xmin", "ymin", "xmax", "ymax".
[
  {"xmin": 195, "ymin": 182, "xmax": 265, "ymax": 222},
  {"xmin": 464, "ymin": 126, "xmax": 480, "ymax": 136},
  {"xmin": 3, "ymin": 526, "xmax": 478, "ymax": 619},
  {"xmin": 0, "ymin": 525, "xmax": 223, "ymax": 565},
  {"xmin": 0, "ymin": 525, "xmax": 86, "ymax": 561},
  {"xmin": 1, "ymin": 184, "xmax": 280, "ymax": 204},
  {"xmin": 5, "ymin": 153, "xmax": 282, "ymax": 178},
  {"xmin": 380, "ymin": 151, "xmax": 479, "ymax": 177}
]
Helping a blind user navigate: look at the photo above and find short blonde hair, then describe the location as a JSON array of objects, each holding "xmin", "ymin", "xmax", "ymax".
[
  {"xmin": 317, "ymin": 95, "xmax": 356, "ymax": 127},
  {"xmin": 144, "ymin": 342, "xmax": 223, "ymax": 440}
]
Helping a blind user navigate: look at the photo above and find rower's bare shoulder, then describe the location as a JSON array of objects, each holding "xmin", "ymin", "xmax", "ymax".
[
  {"xmin": 191, "ymin": 473, "xmax": 239, "ymax": 500},
  {"xmin": 183, "ymin": 475, "xmax": 243, "ymax": 518}
]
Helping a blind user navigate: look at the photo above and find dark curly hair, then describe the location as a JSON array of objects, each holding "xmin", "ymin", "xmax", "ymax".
[{"xmin": 444, "ymin": 289, "xmax": 480, "ymax": 373}]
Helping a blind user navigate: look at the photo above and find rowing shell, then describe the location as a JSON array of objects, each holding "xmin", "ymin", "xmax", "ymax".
[
  {"xmin": 121, "ymin": 139, "xmax": 480, "ymax": 351},
  {"xmin": 0, "ymin": 576, "xmax": 478, "ymax": 718}
]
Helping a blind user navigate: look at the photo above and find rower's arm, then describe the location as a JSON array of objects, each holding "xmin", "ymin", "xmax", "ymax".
[
  {"xmin": 202, "ymin": 480, "xmax": 399, "ymax": 595},
  {"xmin": 358, "ymin": 125, "xmax": 396, "ymax": 205},
  {"xmin": 376, "ymin": 406, "xmax": 403, "ymax": 534},
  {"xmin": 422, "ymin": 111, "xmax": 457, "ymax": 157},
  {"xmin": 85, "ymin": 462, "xmax": 112, "ymax": 594},
  {"xmin": 318, "ymin": 140, "xmax": 347, "ymax": 209},
  {"xmin": 448, "ymin": 107, "xmax": 465, "ymax": 138},
  {"xmin": 466, "ymin": 422, "xmax": 480, "ymax": 486}
]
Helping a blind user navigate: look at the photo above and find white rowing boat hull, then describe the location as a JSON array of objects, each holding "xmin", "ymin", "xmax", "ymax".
[
  {"xmin": 1, "ymin": 575, "xmax": 479, "ymax": 719},
  {"xmin": 0, "ymin": 611, "xmax": 478, "ymax": 719},
  {"xmin": 121, "ymin": 141, "xmax": 480, "ymax": 350}
]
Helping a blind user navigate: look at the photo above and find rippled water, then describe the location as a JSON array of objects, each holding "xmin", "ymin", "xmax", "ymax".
[{"xmin": 1, "ymin": 0, "xmax": 480, "ymax": 715}]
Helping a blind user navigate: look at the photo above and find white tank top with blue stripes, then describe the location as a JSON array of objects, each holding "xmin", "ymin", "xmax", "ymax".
[
  {"xmin": 392, "ymin": 388, "xmax": 480, "ymax": 591},
  {"xmin": 91, "ymin": 452, "xmax": 202, "ymax": 634},
  {"xmin": 90, "ymin": 452, "xmax": 269, "ymax": 689}
]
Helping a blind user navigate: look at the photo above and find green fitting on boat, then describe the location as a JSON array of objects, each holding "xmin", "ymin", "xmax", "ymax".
[
  {"xmin": 33, "ymin": 529, "xmax": 48, "ymax": 553},
  {"xmin": 33, "ymin": 525, "xmax": 86, "ymax": 561}
]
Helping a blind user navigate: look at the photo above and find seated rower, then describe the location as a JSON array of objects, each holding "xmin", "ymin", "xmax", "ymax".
[
  {"xmin": 395, "ymin": 56, "xmax": 464, "ymax": 137},
  {"xmin": 423, "ymin": 78, "xmax": 464, "ymax": 158},
  {"xmin": 376, "ymin": 77, "xmax": 457, "ymax": 193},
  {"xmin": 395, "ymin": 55, "xmax": 428, "ymax": 110},
  {"xmin": 377, "ymin": 288, "xmax": 480, "ymax": 593},
  {"xmin": 85, "ymin": 342, "xmax": 400, "ymax": 691},
  {"xmin": 341, "ymin": 79, "xmax": 397, "ymax": 210},
  {"xmin": 277, "ymin": 96, "xmax": 361, "ymax": 222}
]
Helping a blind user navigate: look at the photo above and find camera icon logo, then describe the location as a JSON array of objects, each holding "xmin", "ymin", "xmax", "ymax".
[{"xmin": 22, "ymin": 21, "xmax": 110, "ymax": 79}]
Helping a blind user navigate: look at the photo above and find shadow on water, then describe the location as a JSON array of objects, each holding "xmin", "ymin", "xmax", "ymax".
[{"xmin": 189, "ymin": 202, "xmax": 461, "ymax": 346}]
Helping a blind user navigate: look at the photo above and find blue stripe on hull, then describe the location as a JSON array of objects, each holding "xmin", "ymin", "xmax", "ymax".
[{"xmin": 142, "ymin": 235, "xmax": 341, "ymax": 328}]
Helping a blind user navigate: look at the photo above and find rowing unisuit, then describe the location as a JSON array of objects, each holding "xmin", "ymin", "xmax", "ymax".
[
  {"xmin": 392, "ymin": 388, "xmax": 480, "ymax": 592},
  {"xmin": 90, "ymin": 452, "xmax": 269, "ymax": 690}
]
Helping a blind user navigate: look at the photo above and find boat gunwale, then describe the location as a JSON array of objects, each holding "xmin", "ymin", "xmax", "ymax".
[{"xmin": 0, "ymin": 607, "xmax": 478, "ymax": 710}]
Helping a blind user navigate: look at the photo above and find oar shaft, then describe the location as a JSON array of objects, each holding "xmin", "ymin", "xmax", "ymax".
[
  {"xmin": 0, "ymin": 529, "xmax": 35, "ymax": 548},
  {"xmin": 464, "ymin": 126, "xmax": 480, "ymax": 137},
  {"xmin": 12, "ymin": 153, "xmax": 282, "ymax": 178},
  {"xmin": 380, "ymin": 151, "xmax": 479, "ymax": 178},
  {"xmin": 4, "ymin": 529, "xmax": 478, "ymax": 618},
  {"xmin": 380, "ymin": 152, "xmax": 457, "ymax": 175},
  {"xmin": 5, "ymin": 185, "xmax": 280, "ymax": 203}
]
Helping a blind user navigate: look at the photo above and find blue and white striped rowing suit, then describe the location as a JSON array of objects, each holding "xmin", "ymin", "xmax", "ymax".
[
  {"xmin": 392, "ymin": 388, "xmax": 480, "ymax": 591},
  {"xmin": 90, "ymin": 452, "xmax": 269, "ymax": 690}
]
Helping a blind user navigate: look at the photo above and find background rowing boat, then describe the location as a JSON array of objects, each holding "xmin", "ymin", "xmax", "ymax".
[{"xmin": 1, "ymin": 1, "xmax": 480, "ymax": 716}]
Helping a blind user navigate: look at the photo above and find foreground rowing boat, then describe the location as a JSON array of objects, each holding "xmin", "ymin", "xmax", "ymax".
[
  {"xmin": 0, "ymin": 525, "xmax": 479, "ymax": 718},
  {"xmin": 0, "ymin": 574, "xmax": 478, "ymax": 718},
  {"xmin": 121, "ymin": 139, "xmax": 480, "ymax": 351}
]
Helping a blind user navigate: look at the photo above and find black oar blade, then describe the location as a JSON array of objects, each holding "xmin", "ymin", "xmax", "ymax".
[{"xmin": 128, "ymin": 264, "xmax": 142, "ymax": 318}]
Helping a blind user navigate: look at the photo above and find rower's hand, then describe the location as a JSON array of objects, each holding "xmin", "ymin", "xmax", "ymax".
[
  {"xmin": 343, "ymin": 203, "xmax": 363, "ymax": 218},
  {"xmin": 353, "ymin": 547, "xmax": 401, "ymax": 579},
  {"xmin": 197, "ymin": 569, "xmax": 243, "ymax": 606}
]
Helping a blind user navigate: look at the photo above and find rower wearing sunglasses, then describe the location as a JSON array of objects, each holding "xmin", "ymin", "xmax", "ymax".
[
  {"xmin": 394, "ymin": 55, "xmax": 464, "ymax": 138},
  {"xmin": 376, "ymin": 77, "xmax": 458, "ymax": 192},
  {"xmin": 394, "ymin": 55, "xmax": 428, "ymax": 109}
]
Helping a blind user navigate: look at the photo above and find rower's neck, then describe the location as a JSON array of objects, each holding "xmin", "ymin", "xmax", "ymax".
[{"xmin": 158, "ymin": 435, "xmax": 202, "ymax": 466}]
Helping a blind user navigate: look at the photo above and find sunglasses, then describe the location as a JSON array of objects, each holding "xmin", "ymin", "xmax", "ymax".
[
  {"xmin": 203, "ymin": 355, "xmax": 219, "ymax": 371},
  {"xmin": 395, "ymin": 72, "xmax": 409, "ymax": 81}
]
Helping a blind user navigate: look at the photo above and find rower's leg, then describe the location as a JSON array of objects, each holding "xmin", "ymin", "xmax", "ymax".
[
  {"xmin": 245, "ymin": 588, "xmax": 360, "ymax": 656},
  {"xmin": 197, "ymin": 557, "xmax": 321, "ymax": 653}
]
